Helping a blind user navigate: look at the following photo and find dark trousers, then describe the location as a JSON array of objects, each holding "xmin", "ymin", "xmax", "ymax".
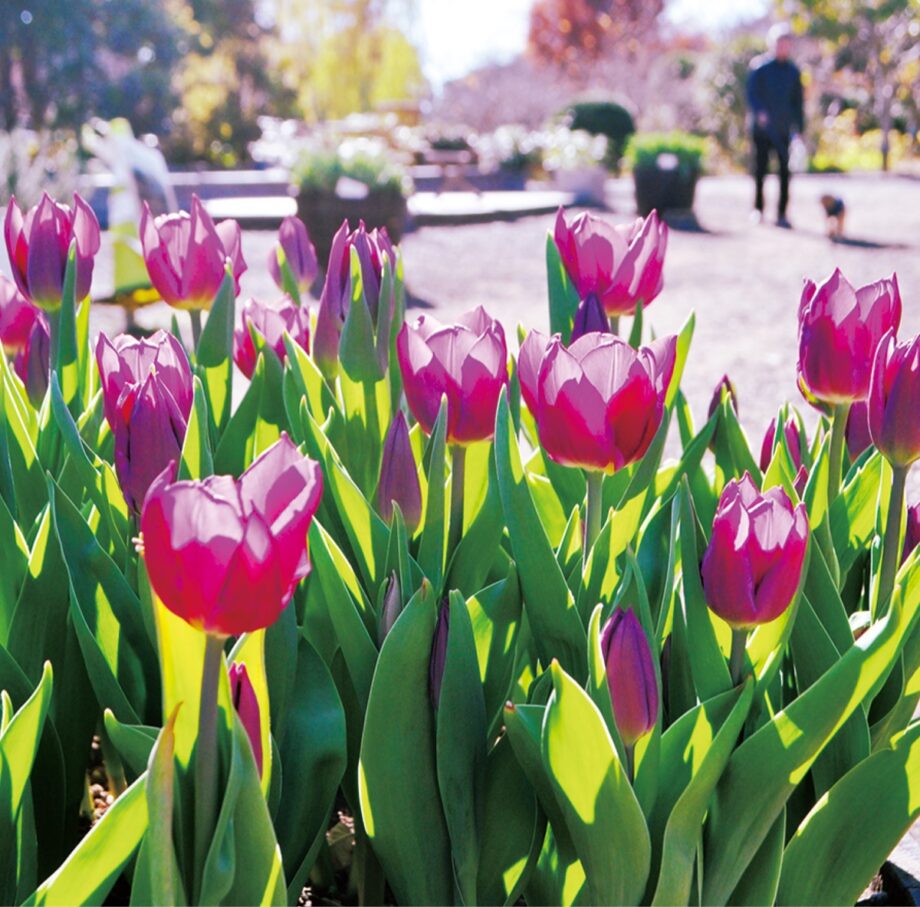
[{"xmin": 753, "ymin": 130, "xmax": 790, "ymax": 217}]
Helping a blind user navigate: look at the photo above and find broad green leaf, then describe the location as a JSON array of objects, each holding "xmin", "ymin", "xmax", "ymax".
[
  {"xmin": 196, "ymin": 269, "xmax": 236, "ymax": 436},
  {"xmin": 229, "ymin": 630, "xmax": 272, "ymax": 795},
  {"xmin": 178, "ymin": 375, "xmax": 214, "ymax": 480},
  {"xmin": 53, "ymin": 242, "xmax": 80, "ymax": 412},
  {"xmin": 665, "ymin": 311, "xmax": 695, "ymax": 408},
  {"xmin": 728, "ymin": 808, "xmax": 785, "ymax": 906},
  {"xmin": 358, "ymin": 582, "xmax": 453, "ymax": 905},
  {"xmin": 545, "ymin": 232, "xmax": 580, "ymax": 340},
  {"xmin": 542, "ymin": 663, "xmax": 651, "ymax": 905},
  {"xmin": 339, "ymin": 248, "xmax": 383, "ymax": 382},
  {"xmin": 418, "ymin": 399, "xmax": 448, "ymax": 592},
  {"xmin": 102, "ymin": 711, "xmax": 158, "ymax": 778},
  {"xmin": 831, "ymin": 450, "xmax": 886, "ymax": 577}
]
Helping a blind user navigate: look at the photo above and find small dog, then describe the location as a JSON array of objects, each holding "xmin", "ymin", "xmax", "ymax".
[{"xmin": 820, "ymin": 194, "xmax": 846, "ymax": 240}]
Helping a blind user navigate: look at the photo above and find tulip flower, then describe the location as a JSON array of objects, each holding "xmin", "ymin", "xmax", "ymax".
[
  {"xmin": 845, "ymin": 401, "xmax": 873, "ymax": 461},
  {"xmin": 141, "ymin": 433, "xmax": 322, "ymax": 636},
  {"xmin": 313, "ymin": 219, "xmax": 397, "ymax": 377},
  {"xmin": 267, "ymin": 215, "xmax": 318, "ymax": 298},
  {"xmin": 397, "ymin": 306, "xmax": 508, "ymax": 446},
  {"xmin": 707, "ymin": 374, "xmax": 739, "ymax": 422},
  {"xmin": 517, "ymin": 329, "xmax": 550, "ymax": 416},
  {"xmin": 376, "ymin": 412, "xmax": 422, "ymax": 533},
  {"xmin": 797, "ymin": 269, "xmax": 901, "ymax": 406},
  {"xmin": 600, "ymin": 608, "xmax": 658, "ymax": 755},
  {"xmin": 554, "ymin": 207, "xmax": 667, "ymax": 319},
  {"xmin": 0, "ymin": 274, "xmax": 40, "ymax": 353},
  {"xmin": 139, "ymin": 196, "xmax": 246, "ymax": 311},
  {"xmin": 233, "ymin": 295, "xmax": 310, "ymax": 379},
  {"xmin": 229, "ymin": 662, "xmax": 263, "ymax": 775},
  {"xmin": 701, "ymin": 473, "xmax": 808, "ymax": 630},
  {"xmin": 4, "ymin": 192, "xmax": 100, "ymax": 310},
  {"xmin": 429, "ymin": 601, "xmax": 450, "ymax": 711},
  {"xmin": 904, "ymin": 503, "xmax": 920, "ymax": 566},
  {"xmin": 759, "ymin": 416, "xmax": 802, "ymax": 473},
  {"xmin": 13, "ymin": 313, "xmax": 50, "ymax": 408},
  {"xmin": 96, "ymin": 330, "xmax": 193, "ymax": 433},
  {"xmin": 868, "ymin": 331, "xmax": 920, "ymax": 470},
  {"xmin": 570, "ymin": 293, "xmax": 610, "ymax": 342}
]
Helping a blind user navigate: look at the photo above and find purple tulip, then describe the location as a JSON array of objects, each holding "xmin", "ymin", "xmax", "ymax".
[
  {"xmin": 13, "ymin": 313, "xmax": 50, "ymax": 407},
  {"xmin": 397, "ymin": 306, "xmax": 508, "ymax": 445},
  {"xmin": 532, "ymin": 332, "xmax": 676, "ymax": 473},
  {"xmin": 0, "ymin": 274, "xmax": 40, "ymax": 353},
  {"xmin": 759, "ymin": 417, "xmax": 802, "ymax": 473},
  {"xmin": 313, "ymin": 219, "xmax": 396, "ymax": 374},
  {"xmin": 229, "ymin": 662, "xmax": 263, "ymax": 775},
  {"xmin": 701, "ymin": 473, "xmax": 809, "ymax": 628},
  {"xmin": 429, "ymin": 601, "xmax": 450, "ymax": 711},
  {"xmin": 797, "ymin": 269, "xmax": 901, "ymax": 405},
  {"xmin": 4, "ymin": 192, "xmax": 100, "ymax": 310},
  {"xmin": 378, "ymin": 572, "xmax": 403, "ymax": 646},
  {"xmin": 267, "ymin": 215, "xmax": 318, "ymax": 296},
  {"xmin": 600, "ymin": 608, "xmax": 658, "ymax": 746},
  {"xmin": 140, "ymin": 196, "xmax": 246, "ymax": 310},
  {"xmin": 868, "ymin": 331, "xmax": 920, "ymax": 468},
  {"xmin": 904, "ymin": 503, "xmax": 920, "ymax": 566},
  {"xmin": 376, "ymin": 412, "xmax": 422, "ymax": 533},
  {"xmin": 707, "ymin": 374, "xmax": 739, "ymax": 422},
  {"xmin": 845, "ymin": 401, "xmax": 873, "ymax": 461},
  {"xmin": 554, "ymin": 208, "xmax": 667, "ymax": 317},
  {"xmin": 570, "ymin": 293, "xmax": 611, "ymax": 341},
  {"xmin": 233, "ymin": 295, "xmax": 310, "ymax": 379}
]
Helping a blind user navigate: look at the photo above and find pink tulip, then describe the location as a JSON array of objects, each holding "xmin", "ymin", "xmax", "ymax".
[
  {"xmin": 13, "ymin": 313, "xmax": 50, "ymax": 407},
  {"xmin": 376, "ymin": 412, "xmax": 422, "ymax": 533},
  {"xmin": 797, "ymin": 269, "xmax": 901, "ymax": 405},
  {"xmin": 759, "ymin": 417, "xmax": 802, "ymax": 473},
  {"xmin": 701, "ymin": 473, "xmax": 809, "ymax": 628},
  {"xmin": 397, "ymin": 306, "xmax": 508, "ymax": 445},
  {"xmin": 139, "ymin": 196, "xmax": 246, "ymax": 310},
  {"xmin": 141, "ymin": 434, "xmax": 322, "ymax": 636},
  {"xmin": 600, "ymin": 608, "xmax": 658, "ymax": 746},
  {"xmin": 533, "ymin": 332, "xmax": 676, "ymax": 473},
  {"xmin": 267, "ymin": 215, "xmax": 318, "ymax": 296},
  {"xmin": 845, "ymin": 401, "xmax": 873, "ymax": 461},
  {"xmin": 229, "ymin": 662, "xmax": 263, "ymax": 775},
  {"xmin": 518, "ymin": 329, "xmax": 550, "ymax": 416},
  {"xmin": 233, "ymin": 295, "xmax": 310, "ymax": 379},
  {"xmin": 4, "ymin": 192, "xmax": 100, "ymax": 310},
  {"xmin": 868, "ymin": 331, "xmax": 920, "ymax": 468},
  {"xmin": 0, "ymin": 274, "xmax": 40, "ymax": 353},
  {"xmin": 554, "ymin": 208, "xmax": 667, "ymax": 317}
]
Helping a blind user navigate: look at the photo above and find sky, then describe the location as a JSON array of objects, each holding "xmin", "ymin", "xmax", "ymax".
[{"xmin": 416, "ymin": 0, "xmax": 771, "ymax": 85}]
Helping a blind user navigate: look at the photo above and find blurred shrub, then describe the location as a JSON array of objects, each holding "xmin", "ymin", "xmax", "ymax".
[
  {"xmin": 561, "ymin": 100, "xmax": 635, "ymax": 169},
  {"xmin": 0, "ymin": 129, "xmax": 80, "ymax": 207},
  {"xmin": 472, "ymin": 126, "xmax": 543, "ymax": 174},
  {"xmin": 810, "ymin": 110, "xmax": 912, "ymax": 172},
  {"xmin": 626, "ymin": 131, "xmax": 706, "ymax": 172},
  {"xmin": 293, "ymin": 136, "xmax": 409, "ymax": 194},
  {"xmin": 541, "ymin": 127, "xmax": 608, "ymax": 172}
]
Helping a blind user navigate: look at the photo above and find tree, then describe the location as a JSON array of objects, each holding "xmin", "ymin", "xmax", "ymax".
[{"xmin": 780, "ymin": 0, "xmax": 920, "ymax": 169}]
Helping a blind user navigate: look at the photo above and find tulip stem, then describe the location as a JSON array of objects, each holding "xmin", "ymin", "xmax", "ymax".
[
  {"xmin": 194, "ymin": 633, "xmax": 224, "ymax": 897},
  {"xmin": 584, "ymin": 470, "xmax": 604, "ymax": 560},
  {"xmin": 449, "ymin": 444, "xmax": 466, "ymax": 553},
  {"xmin": 729, "ymin": 629, "xmax": 747, "ymax": 686},
  {"xmin": 624, "ymin": 744, "xmax": 636, "ymax": 784},
  {"xmin": 47, "ymin": 308, "xmax": 61, "ymax": 369},
  {"xmin": 876, "ymin": 465, "xmax": 907, "ymax": 619},
  {"xmin": 827, "ymin": 402, "xmax": 851, "ymax": 507},
  {"xmin": 189, "ymin": 310, "xmax": 203, "ymax": 352},
  {"xmin": 608, "ymin": 315, "xmax": 620, "ymax": 336}
]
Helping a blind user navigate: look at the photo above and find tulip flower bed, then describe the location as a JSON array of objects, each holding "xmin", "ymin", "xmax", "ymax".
[{"xmin": 0, "ymin": 190, "xmax": 918, "ymax": 907}]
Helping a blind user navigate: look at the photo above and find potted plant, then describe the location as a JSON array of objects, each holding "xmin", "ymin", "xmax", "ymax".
[
  {"xmin": 293, "ymin": 137, "xmax": 410, "ymax": 266},
  {"xmin": 626, "ymin": 130, "xmax": 706, "ymax": 216}
]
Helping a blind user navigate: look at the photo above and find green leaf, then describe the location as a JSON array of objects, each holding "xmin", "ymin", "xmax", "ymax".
[
  {"xmin": 831, "ymin": 450, "xmax": 885, "ymax": 577},
  {"xmin": 666, "ymin": 311, "xmax": 695, "ymax": 409},
  {"xmin": 701, "ymin": 578, "xmax": 920, "ymax": 904},
  {"xmin": 545, "ymin": 232, "xmax": 580, "ymax": 341},
  {"xmin": 340, "ymin": 247, "xmax": 384, "ymax": 382},
  {"xmin": 418, "ymin": 399, "xmax": 448, "ymax": 592},
  {"xmin": 54, "ymin": 241, "xmax": 80, "ymax": 413},
  {"xmin": 494, "ymin": 390, "xmax": 586, "ymax": 677},
  {"xmin": 102, "ymin": 711, "xmax": 158, "ymax": 778},
  {"xmin": 25, "ymin": 773, "xmax": 148, "ymax": 906},
  {"xmin": 542, "ymin": 662, "xmax": 651, "ymax": 905},
  {"xmin": 729, "ymin": 808, "xmax": 785, "ymax": 906},
  {"xmin": 196, "ymin": 269, "xmax": 236, "ymax": 436},
  {"xmin": 358, "ymin": 582, "xmax": 453, "ymax": 905},
  {"xmin": 178, "ymin": 376, "xmax": 214, "ymax": 480},
  {"xmin": 436, "ymin": 593, "xmax": 488, "ymax": 905},
  {"xmin": 778, "ymin": 718, "xmax": 920, "ymax": 906}
]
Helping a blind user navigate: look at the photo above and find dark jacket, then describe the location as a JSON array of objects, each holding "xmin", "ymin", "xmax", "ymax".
[{"xmin": 746, "ymin": 56, "xmax": 804, "ymax": 140}]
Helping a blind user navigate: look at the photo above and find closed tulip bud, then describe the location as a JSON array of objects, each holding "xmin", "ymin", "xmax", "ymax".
[
  {"xmin": 268, "ymin": 215, "xmax": 318, "ymax": 296},
  {"xmin": 845, "ymin": 401, "xmax": 873, "ymax": 461},
  {"xmin": 701, "ymin": 473, "xmax": 809, "ymax": 628},
  {"xmin": 397, "ymin": 306, "xmax": 508, "ymax": 445},
  {"xmin": 759, "ymin": 416, "xmax": 802, "ymax": 473},
  {"xmin": 554, "ymin": 208, "xmax": 667, "ymax": 317},
  {"xmin": 0, "ymin": 274, "xmax": 40, "ymax": 354},
  {"xmin": 141, "ymin": 434, "xmax": 322, "ymax": 635},
  {"xmin": 793, "ymin": 465, "xmax": 808, "ymax": 498},
  {"xmin": 4, "ymin": 192, "xmax": 100, "ymax": 310},
  {"xmin": 600, "ymin": 608, "xmax": 658, "ymax": 747},
  {"xmin": 229, "ymin": 662, "xmax": 263, "ymax": 775},
  {"xmin": 570, "ymin": 293, "xmax": 610, "ymax": 342},
  {"xmin": 429, "ymin": 601, "xmax": 450, "ymax": 711},
  {"xmin": 534, "ymin": 333, "xmax": 675, "ymax": 473},
  {"xmin": 13, "ymin": 313, "xmax": 50, "ymax": 408},
  {"xmin": 517, "ymin": 328, "xmax": 550, "ymax": 416},
  {"xmin": 378, "ymin": 572, "xmax": 403, "ymax": 646},
  {"xmin": 376, "ymin": 412, "xmax": 422, "ymax": 533},
  {"xmin": 140, "ymin": 196, "xmax": 246, "ymax": 310},
  {"xmin": 903, "ymin": 503, "xmax": 920, "ymax": 566},
  {"xmin": 868, "ymin": 331, "xmax": 920, "ymax": 468},
  {"xmin": 707, "ymin": 374, "xmax": 739, "ymax": 422},
  {"xmin": 233, "ymin": 295, "xmax": 310, "ymax": 379},
  {"xmin": 797, "ymin": 269, "xmax": 901, "ymax": 405}
]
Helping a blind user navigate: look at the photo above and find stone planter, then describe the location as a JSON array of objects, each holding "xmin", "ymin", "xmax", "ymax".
[
  {"xmin": 295, "ymin": 186, "xmax": 408, "ymax": 268},
  {"xmin": 633, "ymin": 160, "xmax": 700, "ymax": 216},
  {"xmin": 550, "ymin": 166, "xmax": 607, "ymax": 206}
]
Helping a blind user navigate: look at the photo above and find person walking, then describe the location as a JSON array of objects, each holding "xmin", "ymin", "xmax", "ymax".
[{"xmin": 746, "ymin": 24, "xmax": 804, "ymax": 228}]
